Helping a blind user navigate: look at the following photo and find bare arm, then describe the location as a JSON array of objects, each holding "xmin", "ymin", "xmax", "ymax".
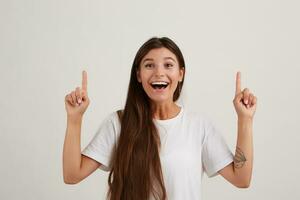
[
  {"xmin": 63, "ymin": 116, "xmax": 102, "ymax": 184},
  {"xmin": 62, "ymin": 116, "xmax": 82, "ymax": 183},
  {"xmin": 63, "ymin": 71, "xmax": 102, "ymax": 184},
  {"xmin": 219, "ymin": 118, "xmax": 253, "ymax": 188},
  {"xmin": 219, "ymin": 72, "xmax": 257, "ymax": 188}
]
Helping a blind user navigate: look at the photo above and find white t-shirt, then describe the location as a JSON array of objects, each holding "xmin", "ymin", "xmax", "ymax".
[{"xmin": 81, "ymin": 106, "xmax": 234, "ymax": 200}]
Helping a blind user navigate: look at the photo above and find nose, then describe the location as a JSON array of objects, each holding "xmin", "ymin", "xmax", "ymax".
[{"xmin": 154, "ymin": 64, "xmax": 165, "ymax": 78}]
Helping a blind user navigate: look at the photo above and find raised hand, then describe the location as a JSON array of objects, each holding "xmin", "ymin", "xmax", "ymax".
[
  {"xmin": 233, "ymin": 72, "xmax": 257, "ymax": 120},
  {"xmin": 65, "ymin": 70, "xmax": 90, "ymax": 117}
]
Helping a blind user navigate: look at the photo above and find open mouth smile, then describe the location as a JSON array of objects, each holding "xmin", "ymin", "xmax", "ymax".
[{"xmin": 150, "ymin": 81, "xmax": 169, "ymax": 91}]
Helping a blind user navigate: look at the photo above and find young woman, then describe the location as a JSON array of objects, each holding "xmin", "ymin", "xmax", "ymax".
[{"xmin": 63, "ymin": 37, "xmax": 257, "ymax": 200}]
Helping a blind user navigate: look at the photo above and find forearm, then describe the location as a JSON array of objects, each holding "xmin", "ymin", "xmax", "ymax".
[
  {"xmin": 233, "ymin": 117, "xmax": 253, "ymax": 186},
  {"xmin": 63, "ymin": 116, "xmax": 83, "ymax": 181}
]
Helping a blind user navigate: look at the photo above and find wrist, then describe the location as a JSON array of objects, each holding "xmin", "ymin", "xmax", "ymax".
[
  {"xmin": 237, "ymin": 118, "xmax": 253, "ymax": 132},
  {"xmin": 67, "ymin": 115, "xmax": 83, "ymax": 124},
  {"xmin": 238, "ymin": 115, "xmax": 253, "ymax": 122},
  {"xmin": 238, "ymin": 117, "xmax": 253, "ymax": 125}
]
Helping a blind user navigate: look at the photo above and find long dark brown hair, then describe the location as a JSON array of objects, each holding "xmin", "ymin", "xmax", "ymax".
[{"xmin": 107, "ymin": 37, "xmax": 186, "ymax": 200}]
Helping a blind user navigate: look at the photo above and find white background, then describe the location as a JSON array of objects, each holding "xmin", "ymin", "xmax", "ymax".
[{"xmin": 1, "ymin": 0, "xmax": 299, "ymax": 199}]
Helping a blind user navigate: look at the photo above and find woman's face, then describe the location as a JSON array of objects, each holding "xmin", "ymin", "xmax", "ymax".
[{"xmin": 137, "ymin": 47, "xmax": 184, "ymax": 104}]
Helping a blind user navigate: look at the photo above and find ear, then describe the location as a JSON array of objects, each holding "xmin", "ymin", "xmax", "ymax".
[
  {"xmin": 179, "ymin": 67, "xmax": 185, "ymax": 81},
  {"xmin": 136, "ymin": 69, "xmax": 141, "ymax": 83}
]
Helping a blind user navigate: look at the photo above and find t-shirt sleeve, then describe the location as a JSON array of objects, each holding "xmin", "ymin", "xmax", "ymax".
[
  {"xmin": 202, "ymin": 118, "xmax": 234, "ymax": 178},
  {"xmin": 81, "ymin": 112, "xmax": 119, "ymax": 172}
]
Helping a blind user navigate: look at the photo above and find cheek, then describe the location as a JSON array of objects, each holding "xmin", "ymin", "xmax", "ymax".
[
  {"xmin": 169, "ymin": 74, "xmax": 181, "ymax": 89},
  {"xmin": 139, "ymin": 70, "xmax": 151, "ymax": 81},
  {"xmin": 169, "ymin": 71, "xmax": 181, "ymax": 82},
  {"xmin": 170, "ymin": 82, "xmax": 179, "ymax": 91},
  {"xmin": 141, "ymin": 82, "xmax": 150, "ymax": 90}
]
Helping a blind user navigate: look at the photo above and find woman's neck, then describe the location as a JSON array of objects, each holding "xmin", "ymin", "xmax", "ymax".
[{"xmin": 151, "ymin": 102, "xmax": 181, "ymax": 120}]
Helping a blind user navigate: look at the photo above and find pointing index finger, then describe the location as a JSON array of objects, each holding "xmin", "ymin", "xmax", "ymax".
[
  {"xmin": 82, "ymin": 70, "xmax": 87, "ymax": 91},
  {"xmin": 235, "ymin": 71, "xmax": 241, "ymax": 95}
]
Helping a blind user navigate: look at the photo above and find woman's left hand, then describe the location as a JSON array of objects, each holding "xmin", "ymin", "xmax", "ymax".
[{"xmin": 233, "ymin": 72, "xmax": 258, "ymax": 120}]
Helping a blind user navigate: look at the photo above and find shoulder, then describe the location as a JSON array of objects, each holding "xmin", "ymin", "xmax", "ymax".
[
  {"xmin": 182, "ymin": 107, "xmax": 217, "ymax": 133},
  {"xmin": 96, "ymin": 110, "xmax": 122, "ymax": 135},
  {"xmin": 102, "ymin": 109, "xmax": 122, "ymax": 123},
  {"xmin": 180, "ymin": 107, "xmax": 216, "ymax": 143},
  {"xmin": 182, "ymin": 107, "xmax": 208, "ymax": 124}
]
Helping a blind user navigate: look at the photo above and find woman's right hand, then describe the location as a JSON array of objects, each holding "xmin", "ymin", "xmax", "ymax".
[{"xmin": 65, "ymin": 70, "xmax": 90, "ymax": 118}]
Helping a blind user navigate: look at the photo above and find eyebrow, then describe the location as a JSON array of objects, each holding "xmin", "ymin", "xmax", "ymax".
[{"xmin": 142, "ymin": 57, "xmax": 176, "ymax": 64}]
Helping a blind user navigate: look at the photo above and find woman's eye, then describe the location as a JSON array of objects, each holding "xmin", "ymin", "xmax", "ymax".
[
  {"xmin": 145, "ymin": 64, "xmax": 153, "ymax": 68},
  {"xmin": 166, "ymin": 63, "xmax": 173, "ymax": 68}
]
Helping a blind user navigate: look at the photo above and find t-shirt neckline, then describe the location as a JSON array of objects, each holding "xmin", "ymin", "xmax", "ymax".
[{"xmin": 153, "ymin": 106, "xmax": 184, "ymax": 126}]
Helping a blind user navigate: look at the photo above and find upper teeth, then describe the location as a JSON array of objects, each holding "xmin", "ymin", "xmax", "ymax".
[{"xmin": 151, "ymin": 82, "xmax": 168, "ymax": 85}]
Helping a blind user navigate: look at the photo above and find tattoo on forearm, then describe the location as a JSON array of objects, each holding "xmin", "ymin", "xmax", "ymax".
[{"xmin": 233, "ymin": 147, "xmax": 247, "ymax": 169}]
